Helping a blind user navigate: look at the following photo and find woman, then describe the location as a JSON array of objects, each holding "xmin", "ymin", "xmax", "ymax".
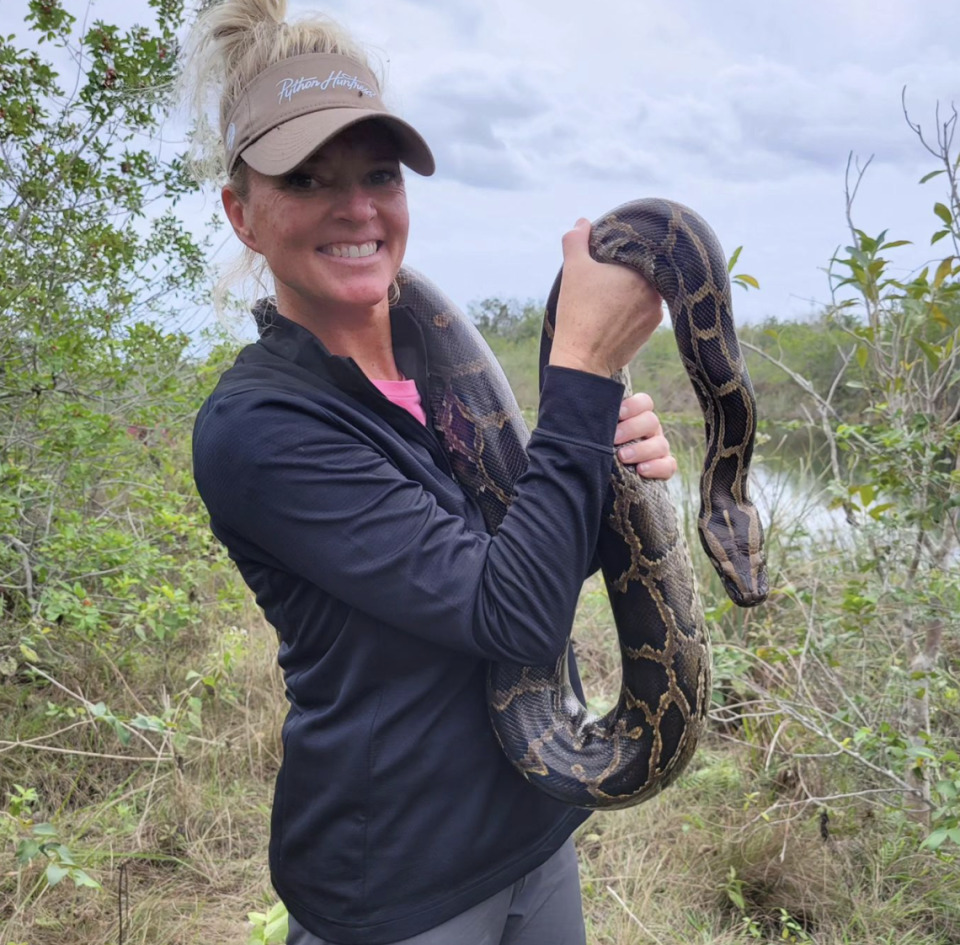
[{"xmin": 180, "ymin": 2, "xmax": 672, "ymax": 943}]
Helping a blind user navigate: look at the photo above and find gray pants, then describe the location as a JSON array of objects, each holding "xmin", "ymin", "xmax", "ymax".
[{"xmin": 286, "ymin": 837, "xmax": 586, "ymax": 945}]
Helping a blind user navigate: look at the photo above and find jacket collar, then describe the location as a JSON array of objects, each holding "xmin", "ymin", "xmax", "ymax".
[{"xmin": 250, "ymin": 296, "xmax": 434, "ymax": 425}]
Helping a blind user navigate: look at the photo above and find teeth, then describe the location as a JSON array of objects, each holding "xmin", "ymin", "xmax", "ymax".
[{"xmin": 321, "ymin": 241, "xmax": 379, "ymax": 258}]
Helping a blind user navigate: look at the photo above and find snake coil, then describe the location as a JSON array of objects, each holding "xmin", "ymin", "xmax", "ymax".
[{"xmin": 396, "ymin": 198, "xmax": 767, "ymax": 810}]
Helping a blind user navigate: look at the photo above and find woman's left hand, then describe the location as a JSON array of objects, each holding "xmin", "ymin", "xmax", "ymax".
[{"xmin": 614, "ymin": 393, "xmax": 677, "ymax": 480}]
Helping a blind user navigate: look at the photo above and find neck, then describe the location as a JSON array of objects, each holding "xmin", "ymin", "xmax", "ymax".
[{"xmin": 276, "ymin": 289, "xmax": 401, "ymax": 381}]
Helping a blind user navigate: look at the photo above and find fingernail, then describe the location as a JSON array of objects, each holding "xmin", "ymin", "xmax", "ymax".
[
  {"xmin": 638, "ymin": 461, "xmax": 650, "ymax": 473},
  {"xmin": 620, "ymin": 447, "xmax": 635, "ymax": 461},
  {"xmin": 619, "ymin": 404, "xmax": 628, "ymax": 418}
]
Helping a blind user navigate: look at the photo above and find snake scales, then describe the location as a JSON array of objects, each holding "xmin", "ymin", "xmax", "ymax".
[{"xmin": 395, "ymin": 198, "xmax": 768, "ymax": 810}]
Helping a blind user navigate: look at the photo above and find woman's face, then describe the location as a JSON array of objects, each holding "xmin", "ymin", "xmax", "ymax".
[{"xmin": 223, "ymin": 122, "xmax": 409, "ymax": 315}]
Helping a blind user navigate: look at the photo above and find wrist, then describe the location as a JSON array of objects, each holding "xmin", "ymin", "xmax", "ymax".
[{"xmin": 548, "ymin": 347, "xmax": 610, "ymax": 377}]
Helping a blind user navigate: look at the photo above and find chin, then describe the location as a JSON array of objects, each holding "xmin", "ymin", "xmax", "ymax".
[{"xmin": 328, "ymin": 286, "xmax": 392, "ymax": 309}]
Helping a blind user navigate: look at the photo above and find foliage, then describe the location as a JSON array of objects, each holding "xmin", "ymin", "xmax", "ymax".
[
  {"xmin": 698, "ymin": 101, "xmax": 960, "ymax": 876},
  {"xmin": 467, "ymin": 280, "xmax": 869, "ymax": 425},
  {"xmin": 0, "ymin": 0, "xmax": 247, "ymax": 924},
  {"xmin": 1, "ymin": 2, "xmax": 958, "ymax": 939},
  {"xmin": 0, "ymin": 0, "xmax": 245, "ymax": 680},
  {"xmin": 248, "ymin": 898, "xmax": 289, "ymax": 944}
]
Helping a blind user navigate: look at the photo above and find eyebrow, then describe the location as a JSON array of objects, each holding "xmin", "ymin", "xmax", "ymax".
[{"xmin": 299, "ymin": 152, "xmax": 400, "ymax": 169}]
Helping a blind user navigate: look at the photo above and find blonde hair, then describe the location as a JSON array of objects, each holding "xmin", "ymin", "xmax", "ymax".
[{"xmin": 174, "ymin": 0, "xmax": 391, "ymax": 329}]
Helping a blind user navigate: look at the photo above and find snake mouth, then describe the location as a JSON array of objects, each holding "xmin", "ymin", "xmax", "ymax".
[{"xmin": 722, "ymin": 570, "xmax": 769, "ymax": 608}]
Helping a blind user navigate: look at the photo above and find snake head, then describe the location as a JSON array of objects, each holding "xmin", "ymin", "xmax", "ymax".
[
  {"xmin": 698, "ymin": 508, "xmax": 768, "ymax": 607},
  {"xmin": 718, "ymin": 556, "xmax": 768, "ymax": 607}
]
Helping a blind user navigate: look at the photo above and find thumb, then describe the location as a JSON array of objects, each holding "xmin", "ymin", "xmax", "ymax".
[{"xmin": 561, "ymin": 217, "xmax": 591, "ymax": 263}]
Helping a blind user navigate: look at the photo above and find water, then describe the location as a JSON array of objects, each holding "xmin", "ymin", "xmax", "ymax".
[{"xmin": 664, "ymin": 421, "xmax": 854, "ymax": 550}]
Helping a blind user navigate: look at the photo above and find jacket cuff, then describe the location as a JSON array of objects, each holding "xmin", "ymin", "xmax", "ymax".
[{"xmin": 536, "ymin": 364, "xmax": 625, "ymax": 451}]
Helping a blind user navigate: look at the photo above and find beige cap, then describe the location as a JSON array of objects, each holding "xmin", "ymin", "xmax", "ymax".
[{"xmin": 222, "ymin": 52, "xmax": 435, "ymax": 177}]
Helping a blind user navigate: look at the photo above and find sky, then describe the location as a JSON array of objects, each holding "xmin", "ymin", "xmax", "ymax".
[{"xmin": 3, "ymin": 0, "xmax": 959, "ymax": 339}]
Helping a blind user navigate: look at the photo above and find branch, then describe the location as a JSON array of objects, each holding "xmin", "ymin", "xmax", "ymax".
[
  {"xmin": 740, "ymin": 340, "xmax": 876, "ymax": 455},
  {"xmin": 1, "ymin": 534, "xmax": 37, "ymax": 613},
  {"xmin": 0, "ymin": 740, "xmax": 171, "ymax": 763}
]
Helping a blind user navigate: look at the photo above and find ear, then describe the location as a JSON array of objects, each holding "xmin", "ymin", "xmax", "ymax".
[{"xmin": 221, "ymin": 184, "xmax": 261, "ymax": 254}]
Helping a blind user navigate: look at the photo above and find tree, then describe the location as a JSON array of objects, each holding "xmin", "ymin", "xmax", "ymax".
[
  {"xmin": 745, "ymin": 95, "xmax": 960, "ymax": 839},
  {"xmin": 0, "ymin": 0, "xmax": 233, "ymax": 742}
]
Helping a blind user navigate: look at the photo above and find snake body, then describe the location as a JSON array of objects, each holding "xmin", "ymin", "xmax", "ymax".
[{"xmin": 396, "ymin": 198, "xmax": 767, "ymax": 810}]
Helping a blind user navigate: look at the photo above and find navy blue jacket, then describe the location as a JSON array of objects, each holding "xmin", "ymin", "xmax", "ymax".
[{"xmin": 191, "ymin": 301, "xmax": 625, "ymax": 944}]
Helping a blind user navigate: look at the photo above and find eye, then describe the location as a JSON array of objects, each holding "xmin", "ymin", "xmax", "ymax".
[
  {"xmin": 283, "ymin": 172, "xmax": 323, "ymax": 190},
  {"xmin": 369, "ymin": 168, "xmax": 400, "ymax": 186}
]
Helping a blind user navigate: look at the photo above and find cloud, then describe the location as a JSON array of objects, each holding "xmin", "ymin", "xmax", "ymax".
[
  {"xmin": 410, "ymin": 65, "xmax": 551, "ymax": 189},
  {"xmin": 392, "ymin": 0, "xmax": 484, "ymax": 39}
]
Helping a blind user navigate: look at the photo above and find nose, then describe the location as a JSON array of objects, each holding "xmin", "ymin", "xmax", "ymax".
[{"xmin": 333, "ymin": 181, "xmax": 377, "ymax": 224}]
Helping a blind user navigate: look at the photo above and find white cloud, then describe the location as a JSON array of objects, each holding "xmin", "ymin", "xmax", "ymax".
[{"xmin": 1, "ymin": 0, "xmax": 958, "ymax": 329}]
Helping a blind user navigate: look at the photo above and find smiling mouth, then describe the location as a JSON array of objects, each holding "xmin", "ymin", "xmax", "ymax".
[{"xmin": 318, "ymin": 240, "xmax": 384, "ymax": 259}]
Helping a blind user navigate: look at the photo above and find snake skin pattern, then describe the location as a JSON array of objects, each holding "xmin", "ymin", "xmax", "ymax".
[{"xmin": 396, "ymin": 198, "xmax": 767, "ymax": 810}]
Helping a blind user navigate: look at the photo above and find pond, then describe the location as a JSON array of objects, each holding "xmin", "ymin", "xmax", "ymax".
[{"xmin": 663, "ymin": 419, "xmax": 855, "ymax": 552}]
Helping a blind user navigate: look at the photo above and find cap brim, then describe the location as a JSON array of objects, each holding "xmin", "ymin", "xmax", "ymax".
[{"xmin": 239, "ymin": 109, "xmax": 435, "ymax": 177}]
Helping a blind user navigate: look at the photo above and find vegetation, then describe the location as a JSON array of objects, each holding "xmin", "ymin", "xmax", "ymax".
[{"xmin": 1, "ymin": 2, "xmax": 958, "ymax": 943}]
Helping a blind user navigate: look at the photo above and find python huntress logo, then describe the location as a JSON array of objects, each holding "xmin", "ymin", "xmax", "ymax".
[{"xmin": 276, "ymin": 70, "xmax": 377, "ymax": 105}]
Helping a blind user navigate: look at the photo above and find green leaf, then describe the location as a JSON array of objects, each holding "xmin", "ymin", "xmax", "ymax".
[
  {"xmin": 931, "ymin": 230, "xmax": 950, "ymax": 245},
  {"xmin": 264, "ymin": 908, "xmax": 288, "ymax": 944},
  {"xmin": 55, "ymin": 844, "xmax": 76, "ymax": 866},
  {"xmin": 923, "ymin": 829, "xmax": 949, "ymax": 850},
  {"xmin": 19, "ymin": 643, "xmax": 39, "ymax": 662},
  {"xmin": 915, "ymin": 338, "xmax": 941, "ymax": 369},
  {"xmin": 934, "ymin": 202, "xmax": 953, "ymax": 225},
  {"xmin": 734, "ymin": 274, "xmax": 760, "ymax": 289},
  {"xmin": 131, "ymin": 714, "xmax": 166, "ymax": 732},
  {"xmin": 933, "ymin": 256, "xmax": 955, "ymax": 289},
  {"xmin": 727, "ymin": 245, "xmax": 743, "ymax": 273},
  {"xmin": 266, "ymin": 900, "xmax": 288, "ymax": 923},
  {"xmin": 931, "ymin": 304, "xmax": 950, "ymax": 329},
  {"xmin": 45, "ymin": 863, "xmax": 69, "ymax": 886},
  {"xmin": 919, "ymin": 170, "xmax": 946, "ymax": 184},
  {"xmin": 71, "ymin": 868, "xmax": 102, "ymax": 889},
  {"xmin": 15, "ymin": 839, "xmax": 40, "ymax": 866},
  {"xmin": 879, "ymin": 239, "xmax": 912, "ymax": 249},
  {"xmin": 32, "ymin": 823, "xmax": 58, "ymax": 837},
  {"xmin": 856, "ymin": 346, "xmax": 868, "ymax": 370}
]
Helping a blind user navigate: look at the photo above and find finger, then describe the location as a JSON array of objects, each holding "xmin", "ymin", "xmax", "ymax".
[
  {"xmin": 561, "ymin": 218, "xmax": 591, "ymax": 264},
  {"xmin": 617, "ymin": 434, "xmax": 670, "ymax": 465},
  {"xmin": 614, "ymin": 410, "xmax": 660, "ymax": 445},
  {"xmin": 636, "ymin": 455, "xmax": 678, "ymax": 480},
  {"xmin": 618, "ymin": 392, "xmax": 654, "ymax": 419}
]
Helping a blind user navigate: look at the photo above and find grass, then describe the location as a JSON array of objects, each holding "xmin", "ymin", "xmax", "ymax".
[
  {"xmin": 3, "ymin": 577, "xmax": 959, "ymax": 945},
  {"xmin": 2, "ymin": 443, "xmax": 959, "ymax": 944}
]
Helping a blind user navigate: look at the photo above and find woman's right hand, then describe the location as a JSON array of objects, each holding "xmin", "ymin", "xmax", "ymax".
[{"xmin": 549, "ymin": 218, "xmax": 664, "ymax": 377}]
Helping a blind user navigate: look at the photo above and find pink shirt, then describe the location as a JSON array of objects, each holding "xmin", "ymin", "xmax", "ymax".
[{"xmin": 369, "ymin": 375, "xmax": 427, "ymax": 427}]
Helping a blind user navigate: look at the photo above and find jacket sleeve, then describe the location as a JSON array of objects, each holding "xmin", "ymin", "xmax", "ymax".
[{"xmin": 193, "ymin": 364, "xmax": 622, "ymax": 666}]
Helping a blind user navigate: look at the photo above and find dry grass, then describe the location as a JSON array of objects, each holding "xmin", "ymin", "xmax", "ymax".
[
  {"xmin": 2, "ymin": 574, "xmax": 959, "ymax": 945},
  {"xmin": 570, "ymin": 577, "xmax": 960, "ymax": 945}
]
